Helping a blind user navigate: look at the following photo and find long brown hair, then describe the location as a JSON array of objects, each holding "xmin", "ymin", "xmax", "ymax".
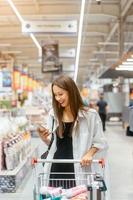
[{"xmin": 51, "ymin": 75, "xmax": 84, "ymax": 136}]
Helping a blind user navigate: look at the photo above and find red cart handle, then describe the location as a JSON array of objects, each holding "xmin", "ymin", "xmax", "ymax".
[{"xmin": 98, "ymin": 158, "xmax": 105, "ymax": 168}]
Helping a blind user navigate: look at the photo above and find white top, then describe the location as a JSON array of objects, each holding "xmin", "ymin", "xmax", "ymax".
[
  {"xmin": 43, "ymin": 108, "xmax": 109, "ymax": 199},
  {"xmin": 45, "ymin": 108, "xmax": 107, "ymax": 168}
]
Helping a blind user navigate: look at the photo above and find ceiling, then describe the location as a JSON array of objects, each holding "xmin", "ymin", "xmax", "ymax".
[{"xmin": 0, "ymin": 0, "xmax": 133, "ymax": 86}]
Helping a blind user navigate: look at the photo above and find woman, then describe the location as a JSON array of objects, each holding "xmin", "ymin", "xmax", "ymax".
[{"xmin": 38, "ymin": 75, "xmax": 108, "ymax": 189}]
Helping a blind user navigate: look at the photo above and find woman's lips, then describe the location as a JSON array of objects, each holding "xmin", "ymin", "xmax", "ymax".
[{"xmin": 60, "ymin": 101, "xmax": 65, "ymax": 106}]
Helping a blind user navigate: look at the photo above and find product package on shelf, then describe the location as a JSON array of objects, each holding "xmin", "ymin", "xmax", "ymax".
[
  {"xmin": 0, "ymin": 139, "xmax": 5, "ymax": 170},
  {"xmin": 0, "ymin": 143, "xmax": 38, "ymax": 193},
  {"xmin": 3, "ymin": 131, "xmax": 31, "ymax": 170},
  {"xmin": 0, "ymin": 110, "xmax": 38, "ymax": 193},
  {"xmin": 0, "ymin": 140, "xmax": 2, "ymax": 170},
  {"xmin": 0, "ymin": 117, "xmax": 12, "ymax": 170}
]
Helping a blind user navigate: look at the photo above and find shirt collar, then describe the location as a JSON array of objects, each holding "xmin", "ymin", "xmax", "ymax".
[{"xmin": 49, "ymin": 108, "xmax": 86, "ymax": 122}]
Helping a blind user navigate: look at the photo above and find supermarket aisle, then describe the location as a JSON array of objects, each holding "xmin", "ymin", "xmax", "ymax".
[
  {"xmin": 106, "ymin": 122, "xmax": 133, "ymax": 200},
  {"xmin": 0, "ymin": 122, "xmax": 133, "ymax": 200}
]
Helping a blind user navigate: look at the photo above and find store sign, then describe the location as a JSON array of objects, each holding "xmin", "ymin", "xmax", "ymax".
[
  {"xmin": 0, "ymin": 70, "xmax": 12, "ymax": 92},
  {"xmin": 42, "ymin": 41, "xmax": 61, "ymax": 73},
  {"xmin": 28, "ymin": 76, "xmax": 33, "ymax": 92},
  {"xmin": 13, "ymin": 69, "xmax": 21, "ymax": 90},
  {"xmin": 21, "ymin": 72, "xmax": 28, "ymax": 91},
  {"xmin": 59, "ymin": 48, "xmax": 76, "ymax": 58},
  {"xmin": 22, "ymin": 20, "xmax": 77, "ymax": 34}
]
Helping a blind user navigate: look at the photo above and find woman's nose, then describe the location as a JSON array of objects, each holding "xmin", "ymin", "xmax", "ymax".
[{"xmin": 56, "ymin": 96, "xmax": 61, "ymax": 101}]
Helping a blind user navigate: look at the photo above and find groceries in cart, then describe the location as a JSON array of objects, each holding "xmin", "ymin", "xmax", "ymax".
[
  {"xmin": 39, "ymin": 185, "xmax": 88, "ymax": 200},
  {"xmin": 32, "ymin": 159, "xmax": 107, "ymax": 200}
]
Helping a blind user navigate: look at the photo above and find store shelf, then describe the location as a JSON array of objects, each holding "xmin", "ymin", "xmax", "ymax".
[{"xmin": 0, "ymin": 144, "xmax": 38, "ymax": 193}]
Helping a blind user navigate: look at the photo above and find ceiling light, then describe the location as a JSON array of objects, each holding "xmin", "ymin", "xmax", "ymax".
[
  {"xmin": 30, "ymin": 33, "xmax": 41, "ymax": 52},
  {"xmin": 98, "ymin": 42, "xmax": 118, "ymax": 46},
  {"xmin": 2, "ymin": 50, "xmax": 22, "ymax": 54},
  {"xmin": 119, "ymin": 65, "xmax": 133, "ymax": 68},
  {"xmin": 122, "ymin": 62, "xmax": 133, "ymax": 65},
  {"xmin": 6, "ymin": 0, "xmax": 41, "ymax": 53},
  {"xmin": 0, "ymin": 60, "xmax": 12, "ymax": 63},
  {"xmin": 0, "ymin": 44, "xmax": 11, "ymax": 47},
  {"xmin": 116, "ymin": 67, "xmax": 133, "ymax": 71},
  {"xmin": 74, "ymin": 0, "xmax": 86, "ymax": 82},
  {"xmin": 127, "ymin": 58, "xmax": 133, "ymax": 62},
  {"xmin": 99, "ymin": 42, "xmax": 133, "ymax": 46},
  {"xmin": 6, "ymin": 0, "xmax": 24, "ymax": 23},
  {"xmin": 94, "ymin": 51, "xmax": 119, "ymax": 54}
]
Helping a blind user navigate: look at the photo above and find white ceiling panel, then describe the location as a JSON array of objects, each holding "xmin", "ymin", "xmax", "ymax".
[{"xmin": 0, "ymin": 0, "xmax": 133, "ymax": 85}]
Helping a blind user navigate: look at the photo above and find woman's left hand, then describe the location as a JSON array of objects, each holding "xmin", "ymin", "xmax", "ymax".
[
  {"xmin": 80, "ymin": 147, "xmax": 99, "ymax": 167},
  {"xmin": 80, "ymin": 153, "xmax": 93, "ymax": 167}
]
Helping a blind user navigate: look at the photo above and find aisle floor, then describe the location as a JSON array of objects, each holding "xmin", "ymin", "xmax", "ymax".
[{"xmin": 0, "ymin": 122, "xmax": 133, "ymax": 200}]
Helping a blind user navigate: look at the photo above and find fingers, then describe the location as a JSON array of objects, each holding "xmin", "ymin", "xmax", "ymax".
[
  {"xmin": 37, "ymin": 127, "xmax": 50, "ymax": 139},
  {"xmin": 37, "ymin": 126, "xmax": 48, "ymax": 132},
  {"xmin": 39, "ymin": 131, "xmax": 50, "ymax": 139},
  {"xmin": 80, "ymin": 157, "xmax": 92, "ymax": 167}
]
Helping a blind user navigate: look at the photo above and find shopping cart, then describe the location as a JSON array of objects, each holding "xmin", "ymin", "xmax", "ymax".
[{"xmin": 32, "ymin": 158, "xmax": 107, "ymax": 200}]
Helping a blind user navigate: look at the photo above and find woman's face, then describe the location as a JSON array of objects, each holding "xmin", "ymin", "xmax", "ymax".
[{"xmin": 53, "ymin": 85, "xmax": 69, "ymax": 108}]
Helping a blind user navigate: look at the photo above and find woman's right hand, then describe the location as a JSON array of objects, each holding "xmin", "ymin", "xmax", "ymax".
[{"xmin": 37, "ymin": 125, "xmax": 51, "ymax": 145}]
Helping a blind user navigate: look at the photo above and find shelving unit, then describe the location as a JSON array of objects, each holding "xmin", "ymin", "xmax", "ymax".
[{"xmin": 0, "ymin": 144, "xmax": 38, "ymax": 193}]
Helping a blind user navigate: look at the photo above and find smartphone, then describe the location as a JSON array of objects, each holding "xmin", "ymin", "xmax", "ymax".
[
  {"xmin": 39, "ymin": 124, "xmax": 47, "ymax": 129},
  {"xmin": 38, "ymin": 124, "xmax": 51, "ymax": 134}
]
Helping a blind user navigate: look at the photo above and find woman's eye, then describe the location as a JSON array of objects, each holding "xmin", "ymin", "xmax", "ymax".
[
  {"xmin": 55, "ymin": 93, "xmax": 63, "ymax": 97},
  {"xmin": 57, "ymin": 93, "xmax": 63, "ymax": 96}
]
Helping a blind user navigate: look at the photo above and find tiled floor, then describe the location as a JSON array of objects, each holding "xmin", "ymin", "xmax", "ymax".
[{"xmin": 0, "ymin": 122, "xmax": 133, "ymax": 200}]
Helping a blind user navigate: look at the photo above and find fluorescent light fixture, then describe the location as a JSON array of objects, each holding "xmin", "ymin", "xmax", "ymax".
[
  {"xmin": 119, "ymin": 65, "xmax": 133, "ymax": 68},
  {"xmin": 13, "ymin": 44, "xmax": 35, "ymax": 48},
  {"xmin": 127, "ymin": 58, "xmax": 133, "ymax": 62},
  {"xmin": 99, "ymin": 42, "xmax": 133, "ymax": 46},
  {"xmin": 94, "ymin": 51, "xmax": 119, "ymax": 54},
  {"xmin": 98, "ymin": 42, "xmax": 118, "ymax": 46},
  {"xmin": 116, "ymin": 67, "xmax": 133, "ymax": 71},
  {"xmin": 0, "ymin": 44, "xmax": 11, "ymax": 47},
  {"xmin": 6, "ymin": 0, "xmax": 24, "ymax": 23},
  {"xmin": 74, "ymin": 0, "xmax": 86, "ymax": 82},
  {"xmin": 122, "ymin": 62, "xmax": 133, "ymax": 65},
  {"xmin": 30, "ymin": 33, "xmax": 41, "ymax": 51},
  {"xmin": 0, "ymin": 60, "xmax": 12, "ymax": 63},
  {"xmin": 84, "ymin": 32, "xmax": 107, "ymax": 37},
  {"xmin": 2, "ymin": 50, "xmax": 22, "ymax": 54},
  {"xmin": 6, "ymin": 0, "xmax": 41, "ymax": 53}
]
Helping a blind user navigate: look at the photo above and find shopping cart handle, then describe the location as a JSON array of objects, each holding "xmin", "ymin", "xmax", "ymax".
[
  {"xmin": 32, "ymin": 157, "xmax": 37, "ymax": 165},
  {"xmin": 32, "ymin": 158, "xmax": 105, "ymax": 167},
  {"xmin": 98, "ymin": 158, "xmax": 105, "ymax": 168}
]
